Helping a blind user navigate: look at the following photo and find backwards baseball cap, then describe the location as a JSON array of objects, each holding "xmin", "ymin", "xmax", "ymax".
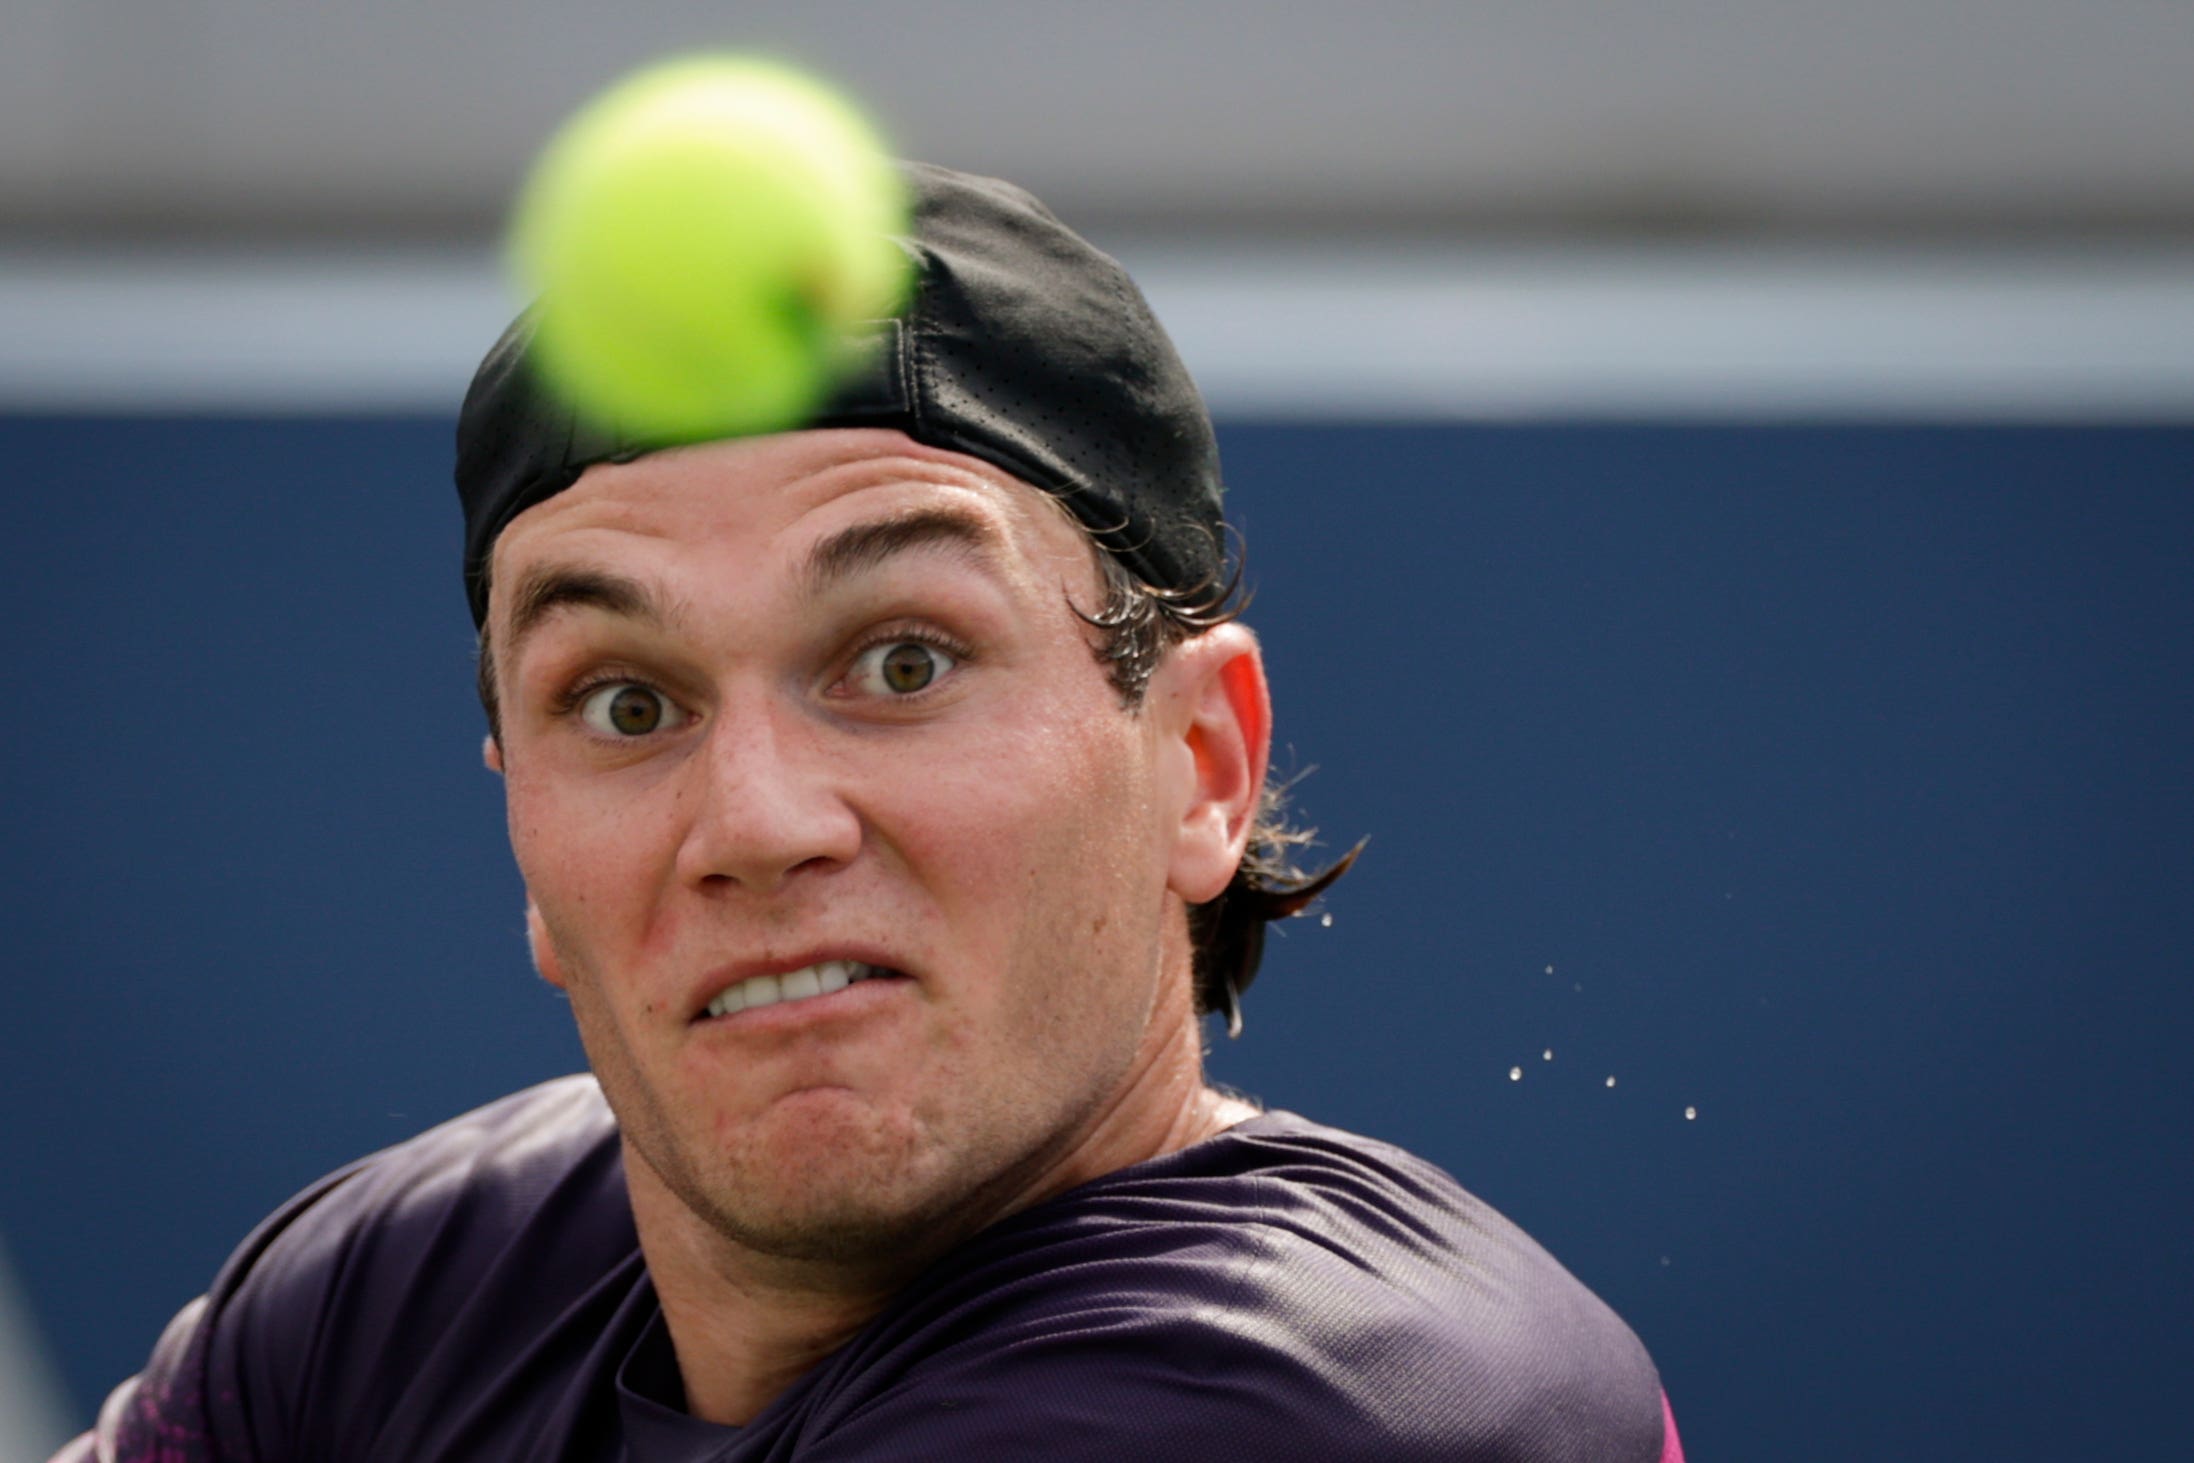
[{"xmin": 455, "ymin": 160, "xmax": 1226, "ymax": 628}]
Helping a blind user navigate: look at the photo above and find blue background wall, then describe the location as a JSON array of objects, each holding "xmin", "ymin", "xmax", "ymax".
[{"xmin": 6, "ymin": 415, "xmax": 2190, "ymax": 1458}]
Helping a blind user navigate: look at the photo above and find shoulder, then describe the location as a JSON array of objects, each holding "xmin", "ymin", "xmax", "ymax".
[
  {"xmin": 797, "ymin": 1113, "xmax": 1667, "ymax": 1463},
  {"xmin": 1201, "ymin": 1113, "xmax": 1669, "ymax": 1460},
  {"xmin": 94, "ymin": 1076, "xmax": 637, "ymax": 1461},
  {"xmin": 221, "ymin": 1073, "xmax": 630, "ymax": 1324}
]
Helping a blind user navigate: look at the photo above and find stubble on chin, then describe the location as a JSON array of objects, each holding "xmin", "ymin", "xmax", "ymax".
[{"xmin": 624, "ymin": 1094, "xmax": 1004, "ymax": 1274}]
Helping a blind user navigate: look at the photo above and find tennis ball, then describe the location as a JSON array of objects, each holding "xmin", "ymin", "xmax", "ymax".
[{"xmin": 508, "ymin": 56, "xmax": 911, "ymax": 442}]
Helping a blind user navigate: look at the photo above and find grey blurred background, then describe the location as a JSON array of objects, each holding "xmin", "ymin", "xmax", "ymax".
[
  {"xmin": 7, "ymin": 0, "xmax": 2194, "ymax": 421},
  {"xmin": 7, "ymin": 0, "xmax": 2194, "ymax": 241},
  {"xmin": 5, "ymin": 4, "xmax": 2193, "ymax": 1460}
]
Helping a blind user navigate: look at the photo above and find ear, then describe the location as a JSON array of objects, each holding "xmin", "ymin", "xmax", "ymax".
[
  {"xmin": 1156, "ymin": 623, "xmax": 1272, "ymax": 905},
  {"xmin": 524, "ymin": 899, "xmax": 570, "ymax": 991},
  {"xmin": 483, "ymin": 735, "xmax": 504, "ymax": 774}
]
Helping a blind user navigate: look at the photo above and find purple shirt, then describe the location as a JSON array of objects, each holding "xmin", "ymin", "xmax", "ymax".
[{"xmin": 61, "ymin": 1076, "xmax": 1679, "ymax": 1461}]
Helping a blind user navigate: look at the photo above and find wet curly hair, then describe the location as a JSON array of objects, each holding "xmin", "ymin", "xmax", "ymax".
[{"xmin": 1071, "ymin": 543, "xmax": 1361, "ymax": 1036}]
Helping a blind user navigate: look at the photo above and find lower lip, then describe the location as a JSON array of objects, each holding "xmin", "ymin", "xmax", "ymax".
[{"xmin": 692, "ymin": 971, "xmax": 912, "ymax": 1034}]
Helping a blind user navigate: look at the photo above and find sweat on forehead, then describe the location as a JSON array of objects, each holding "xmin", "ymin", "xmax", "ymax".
[{"xmin": 454, "ymin": 159, "xmax": 1228, "ymax": 630}]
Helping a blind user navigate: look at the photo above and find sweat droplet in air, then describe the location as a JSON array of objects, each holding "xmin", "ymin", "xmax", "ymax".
[
  {"xmin": 1542, "ymin": 1048, "xmax": 1554, "ymax": 1061},
  {"xmin": 1605, "ymin": 1075, "xmax": 1617, "ymax": 1088},
  {"xmin": 1320, "ymin": 913, "xmax": 1332, "ymax": 927},
  {"xmin": 1685, "ymin": 1106, "xmax": 1698, "ymax": 1120},
  {"xmin": 1509, "ymin": 1067, "xmax": 1523, "ymax": 1081}
]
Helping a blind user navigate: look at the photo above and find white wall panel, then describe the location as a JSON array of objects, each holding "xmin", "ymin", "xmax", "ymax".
[{"xmin": 6, "ymin": 242, "xmax": 2192, "ymax": 418}]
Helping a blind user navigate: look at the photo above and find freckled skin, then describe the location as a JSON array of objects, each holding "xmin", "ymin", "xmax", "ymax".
[{"xmin": 485, "ymin": 429, "xmax": 1266, "ymax": 1375}]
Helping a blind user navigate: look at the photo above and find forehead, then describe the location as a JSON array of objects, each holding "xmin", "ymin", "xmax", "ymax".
[{"xmin": 486, "ymin": 427, "xmax": 1098, "ymax": 617}]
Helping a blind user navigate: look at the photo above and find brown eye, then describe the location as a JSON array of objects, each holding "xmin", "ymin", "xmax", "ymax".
[
  {"xmin": 607, "ymin": 686, "xmax": 660, "ymax": 733},
  {"xmin": 881, "ymin": 643, "xmax": 938, "ymax": 693},
  {"xmin": 579, "ymin": 682, "xmax": 683, "ymax": 737},
  {"xmin": 852, "ymin": 639, "xmax": 957, "ymax": 697}
]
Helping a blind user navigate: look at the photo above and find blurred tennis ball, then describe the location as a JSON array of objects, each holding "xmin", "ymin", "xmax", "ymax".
[{"xmin": 508, "ymin": 55, "xmax": 910, "ymax": 441}]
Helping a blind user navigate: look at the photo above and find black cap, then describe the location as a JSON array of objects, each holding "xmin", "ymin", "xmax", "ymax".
[{"xmin": 455, "ymin": 160, "xmax": 1226, "ymax": 627}]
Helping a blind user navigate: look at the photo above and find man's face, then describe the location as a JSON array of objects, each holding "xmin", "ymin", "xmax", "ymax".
[{"xmin": 486, "ymin": 429, "xmax": 1238, "ymax": 1268}]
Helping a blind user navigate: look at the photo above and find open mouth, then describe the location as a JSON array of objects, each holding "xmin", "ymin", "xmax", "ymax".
[{"xmin": 700, "ymin": 960, "xmax": 902, "ymax": 1020}]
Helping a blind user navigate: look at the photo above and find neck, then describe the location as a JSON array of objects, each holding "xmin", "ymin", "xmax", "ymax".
[{"xmin": 633, "ymin": 1182, "xmax": 898, "ymax": 1425}]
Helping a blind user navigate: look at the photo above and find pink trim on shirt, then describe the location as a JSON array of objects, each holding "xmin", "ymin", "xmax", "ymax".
[{"xmin": 1661, "ymin": 1391, "xmax": 1686, "ymax": 1463}]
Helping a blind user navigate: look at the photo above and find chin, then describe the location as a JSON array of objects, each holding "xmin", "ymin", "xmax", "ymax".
[
  {"xmin": 670, "ymin": 1099, "xmax": 947, "ymax": 1253},
  {"xmin": 704, "ymin": 1147, "xmax": 992, "ymax": 1270},
  {"xmin": 691, "ymin": 1095, "xmax": 1058, "ymax": 1270},
  {"xmin": 722, "ymin": 1194, "xmax": 955, "ymax": 1268}
]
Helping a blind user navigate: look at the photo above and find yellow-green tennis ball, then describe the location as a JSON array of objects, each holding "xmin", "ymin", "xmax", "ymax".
[{"xmin": 509, "ymin": 56, "xmax": 910, "ymax": 442}]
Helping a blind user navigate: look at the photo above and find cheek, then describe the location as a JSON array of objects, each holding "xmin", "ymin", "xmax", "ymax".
[
  {"xmin": 886, "ymin": 707, "xmax": 1162, "ymax": 984},
  {"xmin": 504, "ymin": 766, "xmax": 681, "ymax": 954},
  {"xmin": 896, "ymin": 706, "xmax": 1131, "ymax": 872}
]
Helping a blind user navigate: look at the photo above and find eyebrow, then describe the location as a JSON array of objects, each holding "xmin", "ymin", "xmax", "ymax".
[
  {"xmin": 801, "ymin": 505, "xmax": 1005, "ymax": 597},
  {"xmin": 498, "ymin": 506, "xmax": 1007, "ymax": 659},
  {"xmin": 501, "ymin": 564, "xmax": 671, "ymax": 665}
]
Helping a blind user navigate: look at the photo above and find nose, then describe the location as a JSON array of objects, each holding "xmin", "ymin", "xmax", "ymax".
[{"xmin": 674, "ymin": 700, "xmax": 863, "ymax": 893}]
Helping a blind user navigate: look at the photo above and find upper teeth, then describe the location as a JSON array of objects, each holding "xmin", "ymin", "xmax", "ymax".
[{"xmin": 706, "ymin": 960, "xmax": 872, "ymax": 1018}]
